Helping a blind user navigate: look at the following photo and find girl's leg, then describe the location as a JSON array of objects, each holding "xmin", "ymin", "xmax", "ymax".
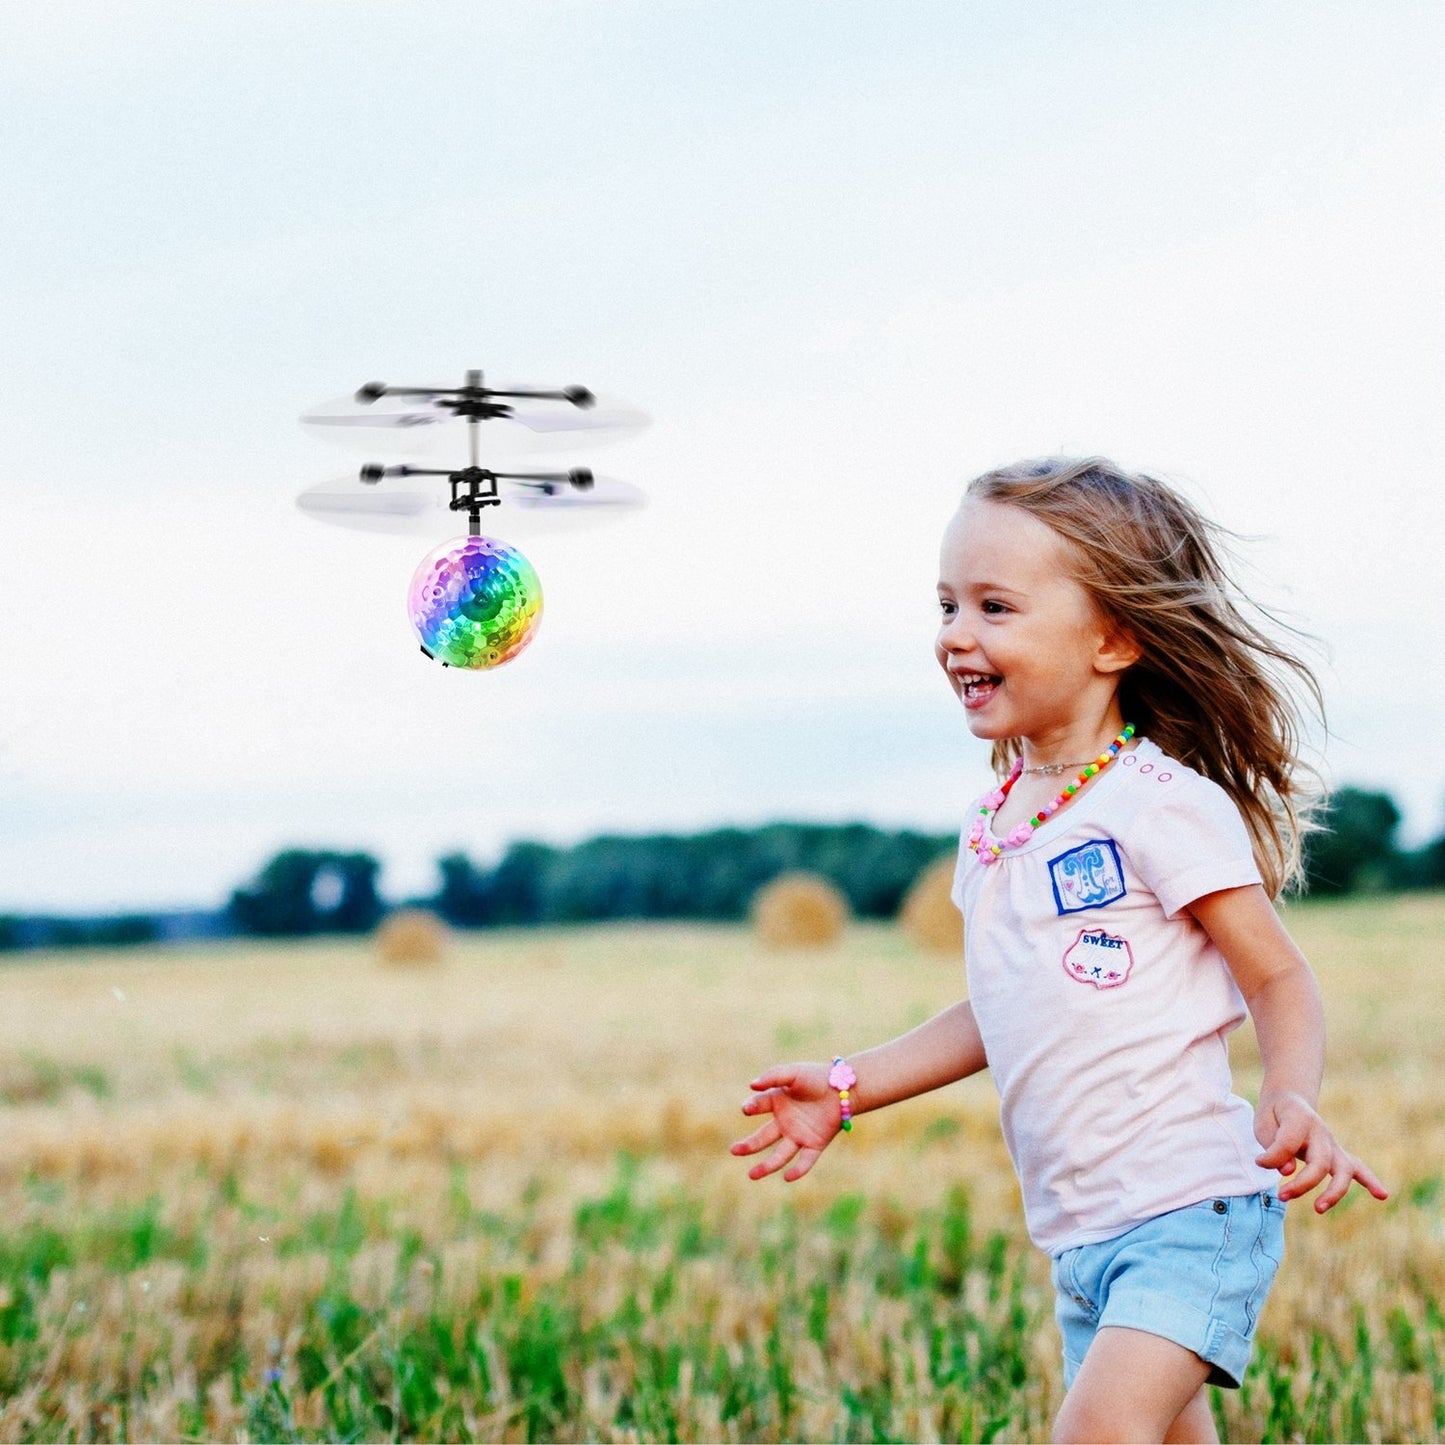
[
  {"xmin": 1164, "ymin": 1386, "xmax": 1218, "ymax": 1444},
  {"xmin": 1052, "ymin": 1326, "xmax": 1213, "ymax": 1444}
]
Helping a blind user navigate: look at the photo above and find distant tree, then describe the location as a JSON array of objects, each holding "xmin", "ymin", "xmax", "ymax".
[
  {"xmin": 434, "ymin": 852, "xmax": 500, "ymax": 927},
  {"xmin": 43, "ymin": 918, "xmax": 91, "ymax": 948},
  {"xmin": 691, "ymin": 828, "xmax": 764, "ymax": 917},
  {"xmin": 229, "ymin": 849, "xmax": 382, "ymax": 936},
  {"xmin": 85, "ymin": 915, "xmax": 161, "ymax": 947},
  {"xmin": 1420, "ymin": 834, "xmax": 1445, "ymax": 889},
  {"xmin": 544, "ymin": 836, "xmax": 653, "ymax": 922},
  {"xmin": 1387, "ymin": 829, "xmax": 1445, "ymax": 891},
  {"xmin": 0, "ymin": 916, "xmax": 22, "ymax": 951},
  {"xmin": 487, "ymin": 841, "xmax": 561, "ymax": 925},
  {"xmin": 1303, "ymin": 788, "xmax": 1403, "ymax": 895},
  {"xmin": 326, "ymin": 855, "xmax": 384, "ymax": 933}
]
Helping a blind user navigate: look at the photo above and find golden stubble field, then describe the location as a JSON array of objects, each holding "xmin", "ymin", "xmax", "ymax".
[{"xmin": 1, "ymin": 893, "xmax": 1441, "ymax": 1441}]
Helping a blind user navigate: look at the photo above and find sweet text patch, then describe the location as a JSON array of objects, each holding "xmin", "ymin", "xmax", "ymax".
[{"xmin": 1062, "ymin": 927, "xmax": 1134, "ymax": 988}]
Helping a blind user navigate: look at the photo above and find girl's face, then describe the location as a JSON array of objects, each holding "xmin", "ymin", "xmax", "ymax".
[{"xmin": 935, "ymin": 498, "xmax": 1137, "ymax": 749}]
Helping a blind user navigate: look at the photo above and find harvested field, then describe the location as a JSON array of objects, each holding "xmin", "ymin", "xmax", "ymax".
[{"xmin": 0, "ymin": 894, "xmax": 1440, "ymax": 1441}]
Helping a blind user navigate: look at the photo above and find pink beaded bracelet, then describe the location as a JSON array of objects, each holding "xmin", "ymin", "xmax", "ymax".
[{"xmin": 829, "ymin": 1056, "xmax": 857, "ymax": 1132}]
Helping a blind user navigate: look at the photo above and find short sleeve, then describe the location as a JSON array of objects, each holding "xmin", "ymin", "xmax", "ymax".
[{"xmin": 1123, "ymin": 776, "xmax": 1262, "ymax": 918}]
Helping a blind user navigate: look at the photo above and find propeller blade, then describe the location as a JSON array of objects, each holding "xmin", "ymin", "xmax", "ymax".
[
  {"xmin": 301, "ymin": 387, "xmax": 650, "ymax": 457},
  {"xmin": 295, "ymin": 472, "xmax": 646, "ymax": 538}
]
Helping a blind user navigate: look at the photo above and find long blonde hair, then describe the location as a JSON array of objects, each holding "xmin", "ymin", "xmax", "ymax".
[{"xmin": 965, "ymin": 456, "xmax": 1322, "ymax": 897}]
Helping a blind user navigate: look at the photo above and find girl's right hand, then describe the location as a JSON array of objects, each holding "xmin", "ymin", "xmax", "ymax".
[{"xmin": 731, "ymin": 1061, "xmax": 843, "ymax": 1182}]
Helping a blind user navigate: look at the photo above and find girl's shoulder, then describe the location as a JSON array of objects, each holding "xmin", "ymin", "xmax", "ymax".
[
  {"xmin": 1108, "ymin": 738, "xmax": 1260, "ymax": 907},
  {"xmin": 1109, "ymin": 737, "xmax": 1242, "ymax": 830}
]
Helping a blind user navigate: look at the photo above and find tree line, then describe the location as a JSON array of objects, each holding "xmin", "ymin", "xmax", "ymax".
[
  {"xmin": 3, "ymin": 787, "xmax": 1442, "ymax": 951},
  {"xmin": 224, "ymin": 823, "xmax": 955, "ymax": 938}
]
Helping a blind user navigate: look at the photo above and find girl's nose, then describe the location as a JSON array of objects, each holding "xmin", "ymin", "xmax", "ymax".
[{"xmin": 938, "ymin": 614, "xmax": 974, "ymax": 653}]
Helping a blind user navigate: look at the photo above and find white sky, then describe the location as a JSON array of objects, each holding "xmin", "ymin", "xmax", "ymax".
[{"xmin": 2, "ymin": 0, "xmax": 1442, "ymax": 912}]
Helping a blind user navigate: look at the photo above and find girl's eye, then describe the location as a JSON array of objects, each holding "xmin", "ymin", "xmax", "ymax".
[
  {"xmin": 938, "ymin": 598, "xmax": 956, "ymax": 617},
  {"xmin": 981, "ymin": 600, "xmax": 1009, "ymax": 616}
]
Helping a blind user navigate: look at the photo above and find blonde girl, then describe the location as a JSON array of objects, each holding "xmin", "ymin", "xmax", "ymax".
[{"xmin": 732, "ymin": 457, "xmax": 1386, "ymax": 1444}]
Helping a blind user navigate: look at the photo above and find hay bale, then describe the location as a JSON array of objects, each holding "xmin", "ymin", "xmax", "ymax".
[
  {"xmin": 374, "ymin": 909, "xmax": 448, "ymax": 967},
  {"xmin": 899, "ymin": 856, "xmax": 963, "ymax": 954},
  {"xmin": 751, "ymin": 872, "xmax": 849, "ymax": 948}
]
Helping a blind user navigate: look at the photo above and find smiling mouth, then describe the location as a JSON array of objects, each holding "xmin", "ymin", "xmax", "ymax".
[{"xmin": 956, "ymin": 671, "xmax": 1002, "ymax": 706}]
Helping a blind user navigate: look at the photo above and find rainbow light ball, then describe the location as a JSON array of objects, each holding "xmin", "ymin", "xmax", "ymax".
[{"xmin": 407, "ymin": 535, "xmax": 543, "ymax": 669}]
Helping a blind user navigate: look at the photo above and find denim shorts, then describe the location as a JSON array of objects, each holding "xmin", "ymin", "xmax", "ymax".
[{"xmin": 1050, "ymin": 1190, "xmax": 1284, "ymax": 1389}]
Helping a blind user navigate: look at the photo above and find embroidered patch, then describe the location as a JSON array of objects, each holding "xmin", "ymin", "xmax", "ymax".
[
  {"xmin": 1047, "ymin": 839, "xmax": 1126, "ymax": 914},
  {"xmin": 1062, "ymin": 927, "xmax": 1134, "ymax": 989}
]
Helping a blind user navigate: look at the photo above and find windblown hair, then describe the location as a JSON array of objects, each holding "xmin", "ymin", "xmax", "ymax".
[{"xmin": 965, "ymin": 457, "xmax": 1322, "ymax": 897}]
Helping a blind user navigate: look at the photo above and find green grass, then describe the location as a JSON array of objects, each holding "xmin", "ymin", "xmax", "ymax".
[
  {"xmin": 0, "ymin": 1165, "xmax": 1044, "ymax": 1442},
  {"xmin": 1, "ymin": 1162, "xmax": 1441, "ymax": 1442},
  {"xmin": 0, "ymin": 1054, "xmax": 112, "ymax": 1106}
]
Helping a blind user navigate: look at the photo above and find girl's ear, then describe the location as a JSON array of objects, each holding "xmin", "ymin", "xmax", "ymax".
[{"xmin": 1095, "ymin": 620, "xmax": 1142, "ymax": 676}]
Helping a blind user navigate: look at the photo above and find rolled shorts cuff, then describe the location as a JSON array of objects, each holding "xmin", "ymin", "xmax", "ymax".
[{"xmin": 1100, "ymin": 1286, "xmax": 1252, "ymax": 1389}]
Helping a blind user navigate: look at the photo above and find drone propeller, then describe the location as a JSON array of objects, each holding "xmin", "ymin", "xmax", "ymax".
[
  {"xmin": 295, "ymin": 468, "xmax": 645, "ymax": 538},
  {"xmin": 354, "ymin": 379, "xmax": 595, "ymax": 409},
  {"xmin": 301, "ymin": 369, "xmax": 649, "ymax": 458}
]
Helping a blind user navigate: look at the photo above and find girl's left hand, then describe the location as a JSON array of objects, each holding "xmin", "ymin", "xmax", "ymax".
[{"xmin": 1254, "ymin": 1091, "xmax": 1389, "ymax": 1212}]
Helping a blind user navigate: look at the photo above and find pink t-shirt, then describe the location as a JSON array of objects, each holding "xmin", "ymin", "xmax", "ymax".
[{"xmin": 951, "ymin": 737, "xmax": 1277, "ymax": 1256}]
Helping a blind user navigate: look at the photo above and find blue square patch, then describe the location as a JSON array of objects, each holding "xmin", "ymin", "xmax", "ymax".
[{"xmin": 1048, "ymin": 839, "xmax": 1127, "ymax": 915}]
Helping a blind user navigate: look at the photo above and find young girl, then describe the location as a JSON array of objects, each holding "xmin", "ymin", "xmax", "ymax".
[{"xmin": 732, "ymin": 457, "xmax": 1387, "ymax": 1444}]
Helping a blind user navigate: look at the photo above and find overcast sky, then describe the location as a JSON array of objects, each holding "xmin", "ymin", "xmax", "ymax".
[{"xmin": 2, "ymin": 1, "xmax": 1442, "ymax": 913}]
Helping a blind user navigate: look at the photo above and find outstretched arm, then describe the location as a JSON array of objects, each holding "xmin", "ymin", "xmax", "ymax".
[
  {"xmin": 731, "ymin": 998, "xmax": 988, "ymax": 1182},
  {"xmin": 1189, "ymin": 884, "xmax": 1388, "ymax": 1211}
]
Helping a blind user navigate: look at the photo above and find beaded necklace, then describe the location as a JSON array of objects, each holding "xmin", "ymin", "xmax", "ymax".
[{"xmin": 968, "ymin": 724, "xmax": 1135, "ymax": 865}]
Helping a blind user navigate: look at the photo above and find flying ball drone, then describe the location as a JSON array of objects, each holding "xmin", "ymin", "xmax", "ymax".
[{"xmin": 297, "ymin": 368, "xmax": 647, "ymax": 668}]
